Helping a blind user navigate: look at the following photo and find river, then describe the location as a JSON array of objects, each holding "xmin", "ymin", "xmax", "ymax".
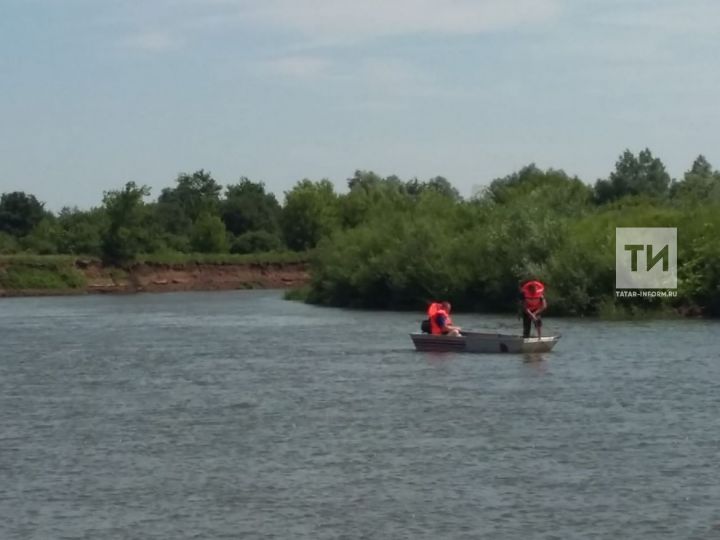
[{"xmin": 1, "ymin": 290, "xmax": 718, "ymax": 539}]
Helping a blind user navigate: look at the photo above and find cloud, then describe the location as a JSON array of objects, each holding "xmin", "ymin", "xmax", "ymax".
[
  {"xmin": 257, "ymin": 53, "xmax": 472, "ymax": 105},
  {"xmin": 263, "ymin": 54, "xmax": 422, "ymax": 83},
  {"xmin": 263, "ymin": 55, "xmax": 333, "ymax": 78},
  {"xmin": 590, "ymin": 0, "xmax": 720, "ymax": 33},
  {"xmin": 112, "ymin": 0, "xmax": 561, "ymax": 42},
  {"xmin": 120, "ymin": 30, "xmax": 181, "ymax": 52},
  {"xmin": 241, "ymin": 0, "xmax": 561, "ymax": 40}
]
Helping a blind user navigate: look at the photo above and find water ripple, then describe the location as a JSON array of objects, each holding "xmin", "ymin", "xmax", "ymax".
[{"xmin": 1, "ymin": 291, "xmax": 719, "ymax": 539}]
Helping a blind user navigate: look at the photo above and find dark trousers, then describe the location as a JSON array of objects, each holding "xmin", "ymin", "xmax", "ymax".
[{"xmin": 523, "ymin": 312, "xmax": 542, "ymax": 338}]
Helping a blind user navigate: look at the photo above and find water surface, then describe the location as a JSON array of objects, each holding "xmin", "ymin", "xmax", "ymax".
[{"xmin": 1, "ymin": 291, "xmax": 718, "ymax": 539}]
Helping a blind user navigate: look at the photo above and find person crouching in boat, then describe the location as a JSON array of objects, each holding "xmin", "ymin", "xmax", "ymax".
[
  {"xmin": 421, "ymin": 302, "xmax": 442, "ymax": 333},
  {"xmin": 519, "ymin": 281, "xmax": 547, "ymax": 338},
  {"xmin": 429, "ymin": 301, "xmax": 462, "ymax": 337}
]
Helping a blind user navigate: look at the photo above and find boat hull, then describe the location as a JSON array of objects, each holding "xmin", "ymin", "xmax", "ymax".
[{"xmin": 410, "ymin": 331, "xmax": 560, "ymax": 354}]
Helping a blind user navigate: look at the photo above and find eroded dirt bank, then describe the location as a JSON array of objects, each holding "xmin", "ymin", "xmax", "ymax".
[{"xmin": 0, "ymin": 260, "xmax": 310, "ymax": 297}]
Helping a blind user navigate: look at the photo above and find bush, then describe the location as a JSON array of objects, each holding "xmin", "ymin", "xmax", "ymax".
[
  {"xmin": 0, "ymin": 262, "xmax": 85, "ymax": 290},
  {"xmin": 230, "ymin": 231, "xmax": 284, "ymax": 254},
  {"xmin": 0, "ymin": 232, "xmax": 19, "ymax": 254},
  {"xmin": 190, "ymin": 214, "xmax": 229, "ymax": 253}
]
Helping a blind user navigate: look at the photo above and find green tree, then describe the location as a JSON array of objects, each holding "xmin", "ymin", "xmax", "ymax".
[
  {"xmin": 594, "ymin": 149, "xmax": 671, "ymax": 203},
  {"xmin": 101, "ymin": 182, "xmax": 152, "ymax": 263},
  {"xmin": 689, "ymin": 154, "xmax": 713, "ymax": 176},
  {"xmin": 403, "ymin": 176, "xmax": 461, "ymax": 200},
  {"xmin": 191, "ymin": 213, "xmax": 229, "ymax": 253},
  {"xmin": 152, "ymin": 170, "xmax": 223, "ymax": 250},
  {"xmin": 347, "ymin": 170, "xmax": 385, "ymax": 191},
  {"xmin": 424, "ymin": 176, "xmax": 461, "ymax": 200},
  {"xmin": 670, "ymin": 155, "xmax": 720, "ymax": 201},
  {"xmin": 281, "ymin": 179, "xmax": 340, "ymax": 251},
  {"xmin": 55, "ymin": 207, "xmax": 106, "ymax": 256},
  {"xmin": 339, "ymin": 174, "xmax": 414, "ymax": 229},
  {"xmin": 481, "ymin": 165, "xmax": 592, "ymax": 216},
  {"xmin": 678, "ymin": 204, "xmax": 720, "ymax": 316},
  {"xmin": 158, "ymin": 169, "xmax": 222, "ymax": 225},
  {"xmin": 221, "ymin": 178, "xmax": 281, "ymax": 236},
  {"xmin": 0, "ymin": 231, "xmax": 19, "ymax": 254},
  {"xmin": 154, "ymin": 198, "xmax": 193, "ymax": 237},
  {"xmin": 22, "ymin": 218, "xmax": 60, "ymax": 254},
  {"xmin": 0, "ymin": 192, "xmax": 47, "ymax": 237}
]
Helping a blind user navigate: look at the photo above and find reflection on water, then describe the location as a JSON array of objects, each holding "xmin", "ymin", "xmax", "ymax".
[
  {"xmin": 1, "ymin": 290, "xmax": 719, "ymax": 539},
  {"xmin": 521, "ymin": 353, "xmax": 549, "ymax": 365}
]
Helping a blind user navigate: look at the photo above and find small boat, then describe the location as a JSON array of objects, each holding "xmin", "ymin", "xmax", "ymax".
[{"xmin": 410, "ymin": 331, "xmax": 561, "ymax": 354}]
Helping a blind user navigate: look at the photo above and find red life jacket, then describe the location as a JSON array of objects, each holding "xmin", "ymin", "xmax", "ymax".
[
  {"xmin": 430, "ymin": 308, "xmax": 452, "ymax": 335},
  {"xmin": 427, "ymin": 302, "xmax": 441, "ymax": 318},
  {"xmin": 521, "ymin": 280, "xmax": 545, "ymax": 313}
]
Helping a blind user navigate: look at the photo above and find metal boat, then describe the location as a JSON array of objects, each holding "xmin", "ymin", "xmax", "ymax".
[{"xmin": 410, "ymin": 331, "xmax": 561, "ymax": 354}]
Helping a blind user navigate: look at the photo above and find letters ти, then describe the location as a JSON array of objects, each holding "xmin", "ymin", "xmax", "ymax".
[{"xmin": 624, "ymin": 244, "xmax": 669, "ymax": 272}]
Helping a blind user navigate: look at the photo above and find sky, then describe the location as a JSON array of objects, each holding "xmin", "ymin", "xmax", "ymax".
[{"xmin": 1, "ymin": 0, "xmax": 719, "ymax": 210}]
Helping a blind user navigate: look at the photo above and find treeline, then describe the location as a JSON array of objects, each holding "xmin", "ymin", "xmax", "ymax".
[
  {"xmin": 2, "ymin": 149, "xmax": 720, "ymax": 316},
  {"xmin": 0, "ymin": 172, "xmax": 286, "ymax": 261},
  {"xmin": 0, "ymin": 170, "xmax": 463, "ymax": 262},
  {"xmin": 301, "ymin": 149, "xmax": 720, "ymax": 317}
]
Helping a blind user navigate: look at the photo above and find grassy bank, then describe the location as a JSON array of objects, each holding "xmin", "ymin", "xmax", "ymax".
[{"xmin": 0, "ymin": 255, "xmax": 87, "ymax": 292}]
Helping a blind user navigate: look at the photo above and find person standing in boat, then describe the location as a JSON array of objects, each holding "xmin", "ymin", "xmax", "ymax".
[
  {"xmin": 519, "ymin": 281, "xmax": 547, "ymax": 338},
  {"xmin": 429, "ymin": 301, "xmax": 462, "ymax": 337}
]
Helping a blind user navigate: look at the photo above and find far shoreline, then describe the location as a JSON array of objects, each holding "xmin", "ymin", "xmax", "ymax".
[
  {"xmin": 0, "ymin": 255, "xmax": 310, "ymax": 299},
  {"xmin": 0, "ymin": 255, "xmax": 710, "ymax": 320}
]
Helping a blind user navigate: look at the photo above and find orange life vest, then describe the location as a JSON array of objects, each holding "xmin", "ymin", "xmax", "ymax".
[
  {"xmin": 521, "ymin": 280, "xmax": 545, "ymax": 313},
  {"xmin": 430, "ymin": 308, "xmax": 452, "ymax": 335},
  {"xmin": 427, "ymin": 302, "xmax": 441, "ymax": 318}
]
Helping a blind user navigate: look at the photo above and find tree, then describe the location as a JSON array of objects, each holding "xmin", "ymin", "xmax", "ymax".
[
  {"xmin": 690, "ymin": 154, "xmax": 712, "ymax": 176},
  {"xmin": 481, "ymin": 165, "xmax": 592, "ymax": 215},
  {"xmin": 22, "ymin": 218, "xmax": 60, "ymax": 254},
  {"xmin": 154, "ymin": 197, "xmax": 193, "ymax": 237},
  {"xmin": 190, "ymin": 213, "xmax": 229, "ymax": 253},
  {"xmin": 594, "ymin": 149, "xmax": 671, "ymax": 203},
  {"xmin": 340, "ymin": 174, "xmax": 413, "ymax": 229},
  {"xmin": 0, "ymin": 232, "xmax": 18, "ymax": 254},
  {"xmin": 670, "ymin": 155, "xmax": 720, "ymax": 201},
  {"xmin": 281, "ymin": 179, "xmax": 340, "ymax": 251},
  {"xmin": 158, "ymin": 169, "xmax": 222, "ymax": 224},
  {"xmin": 55, "ymin": 207, "xmax": 106, "ymax": 256},
  {"xmin": 347, "ymin": 170, "xmax": 384, "ymax": 191},
  {"xmin": 403, "ymin": 176, "xmax": 461, "ymax": 200},
  {"xmin": 483, "ymin": 164, "xmax": 545, "ymax": 204},
  {"xmin": 221, "ymin": 178, "xmax": 281, "ymax": 236},
  {"xmin": 423, "ymin": 176, "xmax": 461, "ymax": 200},
  {"xmin": 0, "ymin": 192, "xmax": 47, "ymax": 237},
  {"xmin": 101, "ymin": 182, "xmax": 152, "ymax": 263}
]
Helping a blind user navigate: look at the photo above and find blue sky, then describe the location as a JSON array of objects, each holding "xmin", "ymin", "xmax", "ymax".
[{"xmin": 2, "ymin": 0, "xmax": 718, "ymax": 210}]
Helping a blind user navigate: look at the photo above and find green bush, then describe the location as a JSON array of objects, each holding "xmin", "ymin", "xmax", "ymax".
[
  {"xmin": 0, "ymin": 232, "xmax": 19, "ymax": 254},
  {"xmin": 0, "ymin": 262, "xmax": 86, "ymax": 290},
  {"xmin": 230, "ymin": 231, "xmax": 284, "ymax": 254},
  {"xmin": 191, "ymin": 214, "xmax": 229, "ymax": 253}
]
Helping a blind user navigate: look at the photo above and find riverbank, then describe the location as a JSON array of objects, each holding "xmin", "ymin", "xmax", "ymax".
[
  {"xmin": 0, "ymin": 254, "xmax": 310, "ymax": 298},
  {"xmin": 0, "ymin": 255, "xmax": 706, "ymax": 319}
]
